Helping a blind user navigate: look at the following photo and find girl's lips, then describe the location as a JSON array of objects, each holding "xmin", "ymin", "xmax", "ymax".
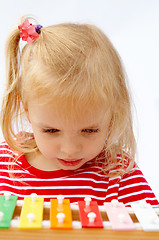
[{"xmin": 57, "ymin": 158, "xmax": 83, "ymax": 167}]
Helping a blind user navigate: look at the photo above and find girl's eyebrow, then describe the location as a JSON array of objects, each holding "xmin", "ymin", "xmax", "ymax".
[
  {"xmin": 37, "ymin": 123, "xmax": 56, "ymax": 128},
  {"xmin": 38, "ymin": 123, "xmax": 100, "ymax": 129},
  {"xmin": 81, "ymin": 125, "xmax": 99, "ymax": 129},
  {"xmin": 39, "ymin": 124, "xmax": 58, "ymax": 129}
]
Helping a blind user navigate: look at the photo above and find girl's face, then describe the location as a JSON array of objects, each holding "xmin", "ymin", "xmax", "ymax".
[{"xmin": 26, "ymin": 100, "xmax": 111, "ymax": 171}]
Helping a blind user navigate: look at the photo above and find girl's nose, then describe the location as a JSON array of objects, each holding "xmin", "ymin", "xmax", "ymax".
[{"xmin": 60, "ymin": 137, "xmax": 81, "ymax": 157}]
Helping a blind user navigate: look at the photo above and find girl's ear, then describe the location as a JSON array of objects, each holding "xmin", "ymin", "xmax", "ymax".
[
  {"xmin": 25, "ymin": 110, "xmax": 31, "ymax": 123},
  {"xmin": 22, "ymin": 100, "xmax": 31, "ymax": 123}
]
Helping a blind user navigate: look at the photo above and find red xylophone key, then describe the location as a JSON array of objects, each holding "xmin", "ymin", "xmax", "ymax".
[{"xmin": 78, "ymin": 197, "xmax": 103, "ymax": 228}]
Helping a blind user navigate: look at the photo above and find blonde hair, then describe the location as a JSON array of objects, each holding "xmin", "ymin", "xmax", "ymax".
[{"xmin": 0, "ymin": 17, "xmax": 136, "ymax": 177}]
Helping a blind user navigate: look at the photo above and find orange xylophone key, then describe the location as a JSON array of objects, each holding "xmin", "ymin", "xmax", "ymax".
[{"xmin": 50, "ymin": 195, "xmax": 72, "ymax": 229}]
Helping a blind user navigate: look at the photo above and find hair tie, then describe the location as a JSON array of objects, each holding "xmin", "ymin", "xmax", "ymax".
[
  {"xmin": 18, "ymin": 19, "xmax": 43, "ymax": 44},
  {"xmin": 35, "ymin": 24, "xmax": 43, "ymax": 34}
]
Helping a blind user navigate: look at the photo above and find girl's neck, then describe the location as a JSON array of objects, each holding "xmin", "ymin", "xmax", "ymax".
[{"xmin": 24, "ymin": 151, "xmax": 60, "ymax": 171}]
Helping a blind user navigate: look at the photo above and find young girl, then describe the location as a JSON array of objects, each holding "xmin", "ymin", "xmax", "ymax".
[{"xmin": 0, "ymin": 17, "xmax": 158, "ymax": 206}]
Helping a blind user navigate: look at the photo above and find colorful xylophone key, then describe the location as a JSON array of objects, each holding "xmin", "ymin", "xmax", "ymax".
[
  {"xmin": 50, "ymin": 195, "xmax": 72, "ymax": 229},
  {"xmin": 0, "ymin": 192, "xmax": 17, "ymax": 228},
  {"xmin": 131, "ymin": 200, "xmax": 159, "ymax": 232},
  {"xmin": 0, "ymin": 192, "xmax": 159, "ymax": 235},
  {"xmin": 19, "ymin": 193, "xmax": 44, "ymax": 229},
  {"xmin": 104, "ymin": 199, "xmax": 136, "ymax": 231},
  {"xmin": 78, "ymin": 197, "xmax": 103, "ymax": 228}
]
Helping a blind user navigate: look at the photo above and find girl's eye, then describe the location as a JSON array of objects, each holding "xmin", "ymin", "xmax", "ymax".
[
  {"xmin": 82, "ymin": 129, "xmax": 99, "ymax": 134},
  {"xmin": 42, "ymin": 128, "xmax": 99, "ymax": 134},
  {"xmin": 42, "ymin": 129, "xmax": 60, "ymax": 134}
]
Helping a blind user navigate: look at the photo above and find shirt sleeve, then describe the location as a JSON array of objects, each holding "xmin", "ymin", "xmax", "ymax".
[{"xmin": 118, "ymin": 165, "xmax": 159, "ymax": 207}]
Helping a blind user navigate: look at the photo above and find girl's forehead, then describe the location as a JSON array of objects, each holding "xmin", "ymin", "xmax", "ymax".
[
  {"xmin": 28, "ymin": 97, "xmax": 108, "ymax": 114},
  {"xmin": 28, "ymin": 100, "xmax": 110, "ymax": 127}
]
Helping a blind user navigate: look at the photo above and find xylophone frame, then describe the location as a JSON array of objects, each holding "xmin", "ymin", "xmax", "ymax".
[{"xmin": 0, "ymin": 200, "xmax": 159, "ymax": 240}]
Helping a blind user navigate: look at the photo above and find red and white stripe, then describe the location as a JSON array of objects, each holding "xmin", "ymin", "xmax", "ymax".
[{"xmin": 0, "ymin": 141, "xmax": 158, "ymax": 207}]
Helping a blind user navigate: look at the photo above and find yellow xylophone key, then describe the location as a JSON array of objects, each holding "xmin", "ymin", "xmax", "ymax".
[
  {"xmin": 19, "ymin": 194, "xmax": 44, "ymax": 229},
  {"xmin": 50, "ymin": 198, "xmax": 72, "ymax": 229}
]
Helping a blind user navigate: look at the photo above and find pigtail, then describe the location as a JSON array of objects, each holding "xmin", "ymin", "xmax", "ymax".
[{"xmin": 0, "ymin": 27, "xmax": 21, "ymax": 151}]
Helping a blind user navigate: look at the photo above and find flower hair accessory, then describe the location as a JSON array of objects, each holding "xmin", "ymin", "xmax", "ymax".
[{"xmin": 18, "ymin": 19, "xmax": 43, "ymax": 44}]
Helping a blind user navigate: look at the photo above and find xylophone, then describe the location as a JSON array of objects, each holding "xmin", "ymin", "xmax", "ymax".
[{"xmin": 0, "ymin": 192, "xmax": 159, "ymax": 240}]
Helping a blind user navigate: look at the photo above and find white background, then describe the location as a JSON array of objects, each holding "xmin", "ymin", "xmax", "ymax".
[{"xmin": 0, "ymin": 0, "xmax": 159, "ymax": 198}]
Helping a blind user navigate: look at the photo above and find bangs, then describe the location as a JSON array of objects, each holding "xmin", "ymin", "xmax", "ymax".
[
  {"xmin": 21, "ymin": 54, "xmax": 113, "ymax": 117},
  {"xmin": 22, "ymin": 73, "xmax": 111, "ymax": 122}
]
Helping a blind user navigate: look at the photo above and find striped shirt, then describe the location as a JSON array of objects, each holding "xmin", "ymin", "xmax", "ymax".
[{"xmin": 0, "ymin": 141, "xmax": 158, "ymax": 207}]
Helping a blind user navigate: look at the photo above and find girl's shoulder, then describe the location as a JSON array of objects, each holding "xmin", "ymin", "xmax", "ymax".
[
  {"xmin": 94, "ymin": 150, "xmax": 134, "ymax": 176},
  {"xmin": 0, "ymin": 140, "xmax": 19, "ymax": 161},
  {"xmin": 0, "ymin": 132, "xmax": 34, "ymax": 158},
  {"xmin": 0, "ymin": 140, "xmax": 12, "ymax": 151}
]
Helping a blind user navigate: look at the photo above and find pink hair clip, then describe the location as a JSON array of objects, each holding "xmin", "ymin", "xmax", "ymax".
[{"xmin": 18, "ymin": 19, "xmax": 42, "ymax": 44}]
